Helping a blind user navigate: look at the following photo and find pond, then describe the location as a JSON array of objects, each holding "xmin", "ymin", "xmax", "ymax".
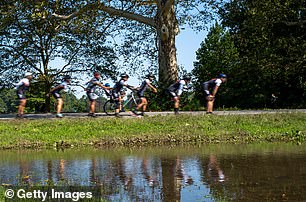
[{"xmin": 0, "ymin": 144, "xmax": 305, "ymax": 201}]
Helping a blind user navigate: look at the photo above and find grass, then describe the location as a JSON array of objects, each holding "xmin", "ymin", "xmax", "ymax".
[{"xmin": 0, "ymin": 113, "xmax": 305, "ymax": 149}]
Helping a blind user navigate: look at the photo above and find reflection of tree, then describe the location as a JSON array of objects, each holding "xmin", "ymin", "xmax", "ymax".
[
  {"xmin": 161, "ymin": 156, "xmax": 194, "ymax": 201},
  {"xmin": 19, "ymin": 160, "xmax": 31, "ymax": 185},
  {"xmin": 47, "ymin": 160, "xmax": 53, "ymax": 185},
  {"xmin": 88, "ymin": 158, "xmax": 119, "ymax": 200},
  {"xmin": 161, "ymin": 157, "xmax": 178, "ymax": 201},
  {"xmin": 90, "ymin": 158, "xmax": 100, "ymax": 185}
]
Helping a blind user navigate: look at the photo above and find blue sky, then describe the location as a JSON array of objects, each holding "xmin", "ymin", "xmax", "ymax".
[{"xmin": 176, "ymin": 29, "xmax": 207, "ymax": 74}]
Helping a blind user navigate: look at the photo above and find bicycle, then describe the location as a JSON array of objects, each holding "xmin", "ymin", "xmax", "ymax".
[{"xmin": 103, "ymin": 89, "xmax": 140, "ymax": 116}]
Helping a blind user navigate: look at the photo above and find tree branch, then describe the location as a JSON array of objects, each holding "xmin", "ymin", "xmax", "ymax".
[
  {"xmin": 57, "ymin": 49, "xmax": 80, "ymax": 75},
  {"xmin": 0, "ymin": 44, "xmax": 42, "ymax": 74},
  {"xmin": 99, "ymin": 4, "xmax": 156, "ymax": 27},
  {"xmin": 52, "ymin": 3, "xmax": 156, "ymax": 28}
]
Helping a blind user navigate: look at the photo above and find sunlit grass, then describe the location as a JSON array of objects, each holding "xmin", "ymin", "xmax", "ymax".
[{"xmin": 0, "ymin": 113, "xmax": 305, "ymax": 149}]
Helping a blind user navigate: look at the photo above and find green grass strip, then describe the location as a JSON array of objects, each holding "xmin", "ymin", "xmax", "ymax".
[{"xmin": 0, "ymin": 113, "xmax": 305, "ymax": 149}]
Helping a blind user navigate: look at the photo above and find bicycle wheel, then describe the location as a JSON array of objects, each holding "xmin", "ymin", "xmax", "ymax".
[
  {"xmin": 127, "ymin": 98, "xmax": 141, "ymax": 111},
  {"xmin": 103, "ymin": 100, "xmax": 117, "ymax": 115}
]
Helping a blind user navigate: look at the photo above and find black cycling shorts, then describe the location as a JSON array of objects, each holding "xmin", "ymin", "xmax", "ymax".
[
  {"xmin": 52, "ymin": 92, "xmax": 62, "ymax": 100},
  {"xmin": 16, "ymin": 92, "xmax": 26, "ymax": 100}
]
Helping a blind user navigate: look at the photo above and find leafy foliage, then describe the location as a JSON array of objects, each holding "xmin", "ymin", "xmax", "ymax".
[
  {"xmin": 217, "ymin": 0, "xmax": 306, "ymax": 108},
  {"xmin": 0, "ymin": 89, "xmax": 17, "ymax": 113}
]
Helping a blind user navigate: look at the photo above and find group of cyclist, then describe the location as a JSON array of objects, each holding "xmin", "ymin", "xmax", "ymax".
[{"xmin": 15, "ymin": 71, "xmax": 227, "ymax": 118}]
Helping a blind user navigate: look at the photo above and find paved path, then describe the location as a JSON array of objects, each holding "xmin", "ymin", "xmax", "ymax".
[{"xmin": 0, "ymin": 109, "xmax": 305, "ymax": 120}]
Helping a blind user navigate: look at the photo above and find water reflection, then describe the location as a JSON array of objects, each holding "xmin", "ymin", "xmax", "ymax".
[{"xmin": 0, "ymin": 144, "xmax": 306, "ymax": 201}]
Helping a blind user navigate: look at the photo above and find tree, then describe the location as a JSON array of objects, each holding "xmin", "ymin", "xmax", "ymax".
[
  {"xmin": 193, "ymin": 22, "xmax": 239, "ymax": 108},
  {"xmin": 0, "ymin": 98, "xmax": 7, "ymax": 113},
  {"xmin": 52, "ymin": 0, "xmax": 223, "ymax": 87},
  {"xmin": 0, "ymin": 89, "xmax": 17, "ymax": 113},
  {"xmin": 0, "ymin": 0, "xmax": 118, "ymax": 112},
  {"xmin": 219, "ymin": 0, "xmax": 306, "ymax": 108}
]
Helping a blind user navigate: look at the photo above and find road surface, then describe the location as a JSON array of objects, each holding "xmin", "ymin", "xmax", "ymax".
[{"xmin": 0, "ymin": 109, "xmax": 305, "ymax": 120}]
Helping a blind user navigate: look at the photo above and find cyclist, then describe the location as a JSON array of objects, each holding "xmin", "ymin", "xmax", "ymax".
[
  {"xmin": 132, "ymin": 73, "xmax": 157, "ymax": 116},
  {"xmin": 202, "ymin": 74, "xmax": 227, "ymax": 114},
  {"xmin": 48, "ymin": 75, "xmax": 71, "ymax": 118},
  {"xmin": 112, "ymin": 73, "xmax": 134, "ymax": 117},
  {"xmin": 85, "ymin": 72, "xmax": 111, "ymax": 117},
  {"xmin": 167, "ymin": 74, "xmax": 191, "ymax": 115},
  {"xmin": 15, "ymin": 72, "xmax": 33, "ymax": 118}
]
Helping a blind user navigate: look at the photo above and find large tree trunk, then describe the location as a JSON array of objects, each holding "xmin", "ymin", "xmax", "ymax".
[
  {"xmin": 43, "ymin": 80, "xmax": 52, "ymax": 112},
  {"xmin": 157, "ymin": 1, "xmax": 178, "ymax": 87},
  {"xmin": 160, "ymin": 158, "xmax": 181, "ymax": 201}
]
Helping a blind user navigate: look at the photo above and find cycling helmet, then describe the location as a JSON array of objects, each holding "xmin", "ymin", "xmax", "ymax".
[
  {"xmin": 63, "ymin": 75, "xmax": 71, "ymax": 80},
  {"xmin": 183, "ymin": 74, "xmax": 191, "ymax": 81},
  {"xmin": 120, "ymin": 73, "xmax": 129, "ymax": 78},
  {"xmin": 218, "ymin": 74, "xmax": 227, "ymax": 78},
  {"xmin": 25, "ymin": 72, "xmax": 33, "ymax": 77},
  {"xmin": 146, "ymin": 73, "xmax": 155, "ymax": 79},
  {"xmin": 104, "ymin": 83, "xmax": 110, "ymax": 87}
]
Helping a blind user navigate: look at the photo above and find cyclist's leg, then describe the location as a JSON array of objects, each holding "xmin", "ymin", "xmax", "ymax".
[
  {"xmin": 204, "ymin": 91, "xmax": 214, "ymax": 113},
  {"xmin": 18, "ymin": 99, "xmax": 26, "ymax": 115},
  {"xmin": 141, "ymin": 97, "xmax": 148, "ymax": 111},
  {"xmin": 87, "ymin": 92, "xmax": 97, "ymax": 114},
  {"xmin": 168, "ymin": 90, "xmax": 179, "ymax": 114},
  {"xmin": 89, "ymin": 100, "xmax": 96, "ymax": 113},
  {"xmin": 16, "ymin": 91, "xmax": 26, "ymax": 116},
  {"xmin": 136, "ymin": 96, "xmax": 146, "ymax": 110},
  {"xmin": 57, "ymin": 98, "xmax": 63, "ymax": 114},
  {"xmin": 206, "ymin": 99, "xmax": 214, "ymax": 113},
  {"xmin": 173, "ymin": 95, "xmax": 179, "ymax": 114},
  {"xmin": 115, "ymin": 97, "xmax": 122, "ymax": 115}
]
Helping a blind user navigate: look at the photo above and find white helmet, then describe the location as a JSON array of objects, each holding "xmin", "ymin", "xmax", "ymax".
[{"xmin": 25, "ymin": 72, "xmax": 33, "ymax": 77}]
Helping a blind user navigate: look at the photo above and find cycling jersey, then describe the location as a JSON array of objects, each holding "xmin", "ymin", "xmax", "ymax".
[
  {"xmin": 86, "ymin": 77, "xmax": 101, "ymax": 101},
  {"xmin": 52, "ymin": 81, "xmax": 69, "ymax": 99},
  {"xmin": 112, "ymin": 79, "xmax": 127, "ymax": 99},
  {"xmin": 203, "ymin": 78, "xmax": 222, "ymax": 96},
  {"xmin": 16, "ymin": 78, "xmax": 30, "ymax": 99},
  {"xmin": 168, "ymin": 80, "xmax": 186, "ymax": 97},
  {"xmin": 113, "ymin": 80, "xmax": 127, "ymax": 93},
  {"xmin": 111, "ymin": 79, "xmax": 127, "ymax": 109},
  {"xmin": 86, "ymin": 77, "xmax": 101, "ymax": 93},
  {"xmin": 137, "ymin": 79, "xmax": 151, "ymax": 97}
]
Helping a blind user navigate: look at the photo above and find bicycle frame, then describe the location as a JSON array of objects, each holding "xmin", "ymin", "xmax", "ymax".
[
  {"xmin": 103, "ymin": 90, "xmax": 139, "ymax": 115},
  {"xmin": 122, "ymin": 91, "xmax": 138, "ymax": 109}
]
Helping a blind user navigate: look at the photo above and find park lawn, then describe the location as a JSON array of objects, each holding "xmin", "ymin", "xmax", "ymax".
[{"xmin": 0, "ymin": 113, "xmax": 305, "ymax": 149}]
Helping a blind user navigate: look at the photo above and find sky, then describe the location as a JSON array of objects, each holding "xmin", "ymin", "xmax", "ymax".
[{"xmin": 176, "ymin": 29, "xmax": 207, "ymax": 74}]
